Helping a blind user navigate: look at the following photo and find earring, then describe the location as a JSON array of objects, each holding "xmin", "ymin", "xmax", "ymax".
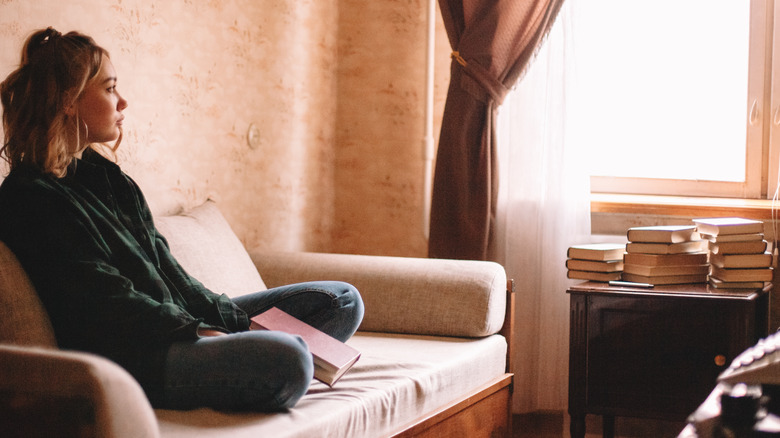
[{"xmin": 70, "ymin": 116, "xmax": 89, "ymax": 156}]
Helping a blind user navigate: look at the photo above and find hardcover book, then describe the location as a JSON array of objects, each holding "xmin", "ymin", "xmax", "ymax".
[
  {"xmin": 708, "ymin": 277, "xmax": 766, "ymax": 290},
  {"xmin": 566, "ymin": 243, "xmax": 625, "ymax": 261},
  {"xmin": 250, "ymin": 307, "xmax": 361, "ymax": 387},
  {"xmin": 700, "ymin": 232, "xmax": 764, "ymax": 243},
  {"xmin": 710, "ymin": 252, "xmax": 773, "ymax": 269},
  {"xmin": 708, "ymin": 240, "xmax": 767, "ymax": 255},
  {"xmin": 623, "ymin": 252, "xmax": 708, "ymax": 267},
  {"xmin": 565, "ymin": 259, "xmax": 624, "ymax": 273},
  {"xmin": 621, "ymin": 272, "xmax": 707, "ymax": 285},
  {"xmin": 625, "ymin": 240, "xmax": 707, "ymax": 255},
  {"xmin": 709, "ymin": 265, "xmax": 774, "ymax": 282},
  {"xmin": 693, "ymin": 217, "xmax": 764, "ymax": 236},
  {"xmin": 566, "ymin": 270, "xmax": 622, "ymax": 282},
  {"xmin": 626, "ymin": 225, "xmax": 697, "ymax": 243},
  {"xmin": 622, "ymin": 263, "xmax": 709, "ymax": 277}
]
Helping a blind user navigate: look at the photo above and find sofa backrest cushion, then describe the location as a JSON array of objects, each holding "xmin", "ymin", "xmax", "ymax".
[
  {"xmin": 154, "ymin": 200, "xmax": 266, "ymax": 298},
  {"xmin": 253, "ymin": 251, "xmax": 508, "ymax": 338},
  {"xmin": 0, "ymin": 241, "xmax": 57, "ymax": 347}
]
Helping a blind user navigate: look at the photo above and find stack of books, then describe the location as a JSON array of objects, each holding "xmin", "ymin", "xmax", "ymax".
[
  {"xmin": 566, "ymin": 243, "xmax": 625, "ymax": 282},
  {"xmin": 693, "ymin": 217, "xmax": 773, "ymax": 289},
  {"xmin": 622, "ymin": 225, "xmax": 709, "ymax": 285}
]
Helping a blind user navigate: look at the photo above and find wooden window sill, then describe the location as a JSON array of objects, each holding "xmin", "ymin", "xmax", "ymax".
[
  {"xmin": 591, "ymin": 193, "xmax": 780, "ymax": 220},
  {"xmin": 590, "ymin": 193, "xmax": 780, "ymax": 237}
]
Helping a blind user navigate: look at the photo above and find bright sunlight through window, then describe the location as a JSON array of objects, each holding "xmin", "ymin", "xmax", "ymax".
[{"xmin": 571, "ymin": 1, "xmax": 751, "ymax": 183}]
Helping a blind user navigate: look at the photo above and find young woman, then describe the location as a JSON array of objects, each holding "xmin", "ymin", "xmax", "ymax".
[{"xmin": 0, "ymin": 28, "xmax": 364, "ymax": 411}]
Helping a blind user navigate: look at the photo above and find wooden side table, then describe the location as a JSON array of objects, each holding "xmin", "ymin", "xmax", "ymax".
[{"xmin": 567, "ymin": 281, "xmax": 771, "ymax": 438}]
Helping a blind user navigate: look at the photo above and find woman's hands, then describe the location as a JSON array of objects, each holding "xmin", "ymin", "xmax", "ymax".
[{"xmin": 197, "ymin": 327, "xmax": 227, "ymax": 337}]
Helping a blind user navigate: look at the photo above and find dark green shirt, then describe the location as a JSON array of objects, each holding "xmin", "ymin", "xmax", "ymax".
[{"xmin": 0, "ymin": 149, "xmax": 249, "ymax": 402}]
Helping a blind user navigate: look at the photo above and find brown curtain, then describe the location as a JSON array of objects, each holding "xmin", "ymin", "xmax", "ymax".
[{"xmin": 428, "ymin": 0, "xmax": 566, "ymax": 260}]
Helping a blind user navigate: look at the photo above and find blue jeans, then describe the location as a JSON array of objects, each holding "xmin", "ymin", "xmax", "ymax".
[{"xmin": 160, "ymin": 281, "xmax": 364, "ymax": 411}]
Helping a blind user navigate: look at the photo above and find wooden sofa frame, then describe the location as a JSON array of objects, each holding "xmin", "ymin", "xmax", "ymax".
[{"xmin": 391, "ymin": 280, "xmax": 516, "ymax": 438}]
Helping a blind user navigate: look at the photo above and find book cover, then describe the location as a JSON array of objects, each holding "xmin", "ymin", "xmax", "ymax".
[
  {"xmin": 566, "ymin": 270, "xmax": 622, "ymax": 282},
  {"xmin": 621, "ymin": 272, "xmax": 707, "ymax": 285},
  {"xmin": 626, "ymin": 225, "xmax": 697, "ymax": 243},
  {"xmin": 625, "ymin": 240, "xmax": 707, "ymax": 255},
  {"xmin": 565, "ymin": 259, "xmax": 623, "ymax": 273},
  {"xmin": 708, "ymin": 277, "xmax": 766, "ymax": 290},
  {"xmin": 693, "ymin": 217, "xmax": 764, "ymax": 236},
  {"xmin": 700, "ymin": 232, "xmax": 764, "ymax": 243},
  {"xmin": 710, "ymin": 252, "xmax": 773, "ymax": 269},
  {"xmin": 623, "ymin": 252, "xmax": 708, "ymax": 267},
  {"xmin": 566, "ymin": 243, "xmax": 625, "ymax": 261},
  {"xmin": 622, "ymin": 263, "xmax": 709, "ymax": 277},
  {"xmin": 250, "ymin": 307, "xmax": 361, "ymax": 387},
  {"xmin": 708, "ymin": 239, "xmax": 767, "ymax": 255},
  {"xmin": 709, "ymin": 265, "xmax": 774, "ymax": 282}
]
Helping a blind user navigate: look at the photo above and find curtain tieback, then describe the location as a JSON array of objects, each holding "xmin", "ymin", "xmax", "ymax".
[
  {"xmin": 451, "ymin": 51, "xmax": 468, "ymax": 67},
  {"xmin": 450, "ymin": 51, "xmax": 510, "ymax": 104}
]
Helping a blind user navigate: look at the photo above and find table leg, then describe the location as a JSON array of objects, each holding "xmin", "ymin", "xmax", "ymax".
[
  {"xmin": 570, "ymin": 414, "xmax": 585, "ymax": 438},
  {"xmin": 603, "ymin": 414, "xmax": 615, "ymax": 438}
]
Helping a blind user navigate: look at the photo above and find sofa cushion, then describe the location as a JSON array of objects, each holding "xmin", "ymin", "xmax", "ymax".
[
  {"xmin": 251, "ymin": 251, "xmax": 507, "ymax": 338},
  {"xmin": 156, "ymin": 332, "xmax": 507, "ymax": 438},
  {"xmin": 154, "ymin": 200, "xmax": 266, "ymax": 297},
  {"xmin": 0, "ymin": 241, "xmax": 57, "ymax": 347}
]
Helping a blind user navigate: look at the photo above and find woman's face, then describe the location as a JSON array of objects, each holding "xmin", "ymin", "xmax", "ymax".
[{"xmin": 76, "ymin": 56, "xmax": 128, "ymax": 144}]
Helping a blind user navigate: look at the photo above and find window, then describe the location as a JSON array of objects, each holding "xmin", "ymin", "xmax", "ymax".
[{"xmin": 573, "ymin": 0, "xmax": 775, "ymax": 199}]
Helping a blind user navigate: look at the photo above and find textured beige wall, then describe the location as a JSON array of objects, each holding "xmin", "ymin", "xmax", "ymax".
[
  {"xmin": 0, "ymin": 0, "xmax": 449, "ymax": 257},
  {"xmin": 334, "ymin": 0, "xmax": 444, "ymax": 257}
]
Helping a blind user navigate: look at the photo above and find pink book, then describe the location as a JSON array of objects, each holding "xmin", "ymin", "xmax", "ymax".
[{"xmin": 250, "ymin": 307, "xmax": 361, "ymax": 386}]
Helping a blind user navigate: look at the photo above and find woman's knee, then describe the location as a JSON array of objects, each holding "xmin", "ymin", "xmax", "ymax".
[
  {"xmin": 327, "ymin": 281, "xmax": 365, "ymax": 340},
  {"xmin": 329, "ymin": 280, "xmax": 360, "ymax": 308},
  {"xmin": 245, "ymin": 331, "xmax": 313, "ymax": 410}
]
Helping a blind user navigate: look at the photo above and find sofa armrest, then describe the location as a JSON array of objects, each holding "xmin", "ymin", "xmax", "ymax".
[
  {"xmin": 0, "ymin": 345, "xmax": 159, "ymax": 438},
  {"xmin": 249, "ymin": 251, "xmax": 507, "ymax": 338}
]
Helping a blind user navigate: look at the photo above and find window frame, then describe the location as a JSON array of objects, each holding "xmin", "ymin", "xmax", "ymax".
[{"xmin": 590, "ymin": 0, "xmax": 774, "ymax": 200}]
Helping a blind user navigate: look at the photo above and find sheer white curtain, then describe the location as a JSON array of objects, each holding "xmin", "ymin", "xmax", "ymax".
[{"xmin": 494, "ymin": 0, "xmax": 591, "ymax": 412}]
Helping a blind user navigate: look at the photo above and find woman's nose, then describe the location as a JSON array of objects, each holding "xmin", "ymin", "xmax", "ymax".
[{"xmin": 118, "ymin": 93, "xmax": 128, "ymax": 111}]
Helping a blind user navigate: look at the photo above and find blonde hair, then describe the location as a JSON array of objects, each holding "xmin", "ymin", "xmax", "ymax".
[{"xmin": 0, "ymin": 27, "xmax": 121, "ymax": 177}]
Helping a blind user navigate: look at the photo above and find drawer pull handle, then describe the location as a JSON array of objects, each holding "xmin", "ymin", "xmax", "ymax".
[{"xmin": 714, "ymin": 355, "xmax": 727, "ymax": 367}]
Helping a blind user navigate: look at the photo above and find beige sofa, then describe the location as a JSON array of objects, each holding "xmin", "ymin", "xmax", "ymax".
[{"xmin": 0, "ymin": 200, "xmax": 513, "ymax": 438}]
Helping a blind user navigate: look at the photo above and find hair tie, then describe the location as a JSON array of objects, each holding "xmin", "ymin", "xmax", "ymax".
[
  {"xmin": 21, "ymin": 27, "xmax": 62, "ymax": 66},
  {"xmin": 40, "ymin": 27, "xmax": 61, "ymax": 45}
]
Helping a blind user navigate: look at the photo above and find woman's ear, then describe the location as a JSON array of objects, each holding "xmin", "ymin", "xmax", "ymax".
[{"xmin": 63, "ymin": 89, "xmax": 78, "ymax": 117}]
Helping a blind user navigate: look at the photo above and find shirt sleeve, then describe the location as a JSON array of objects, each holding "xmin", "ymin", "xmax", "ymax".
[
  {"xmin": 152, "ymin": 232, "xmax": 250, "ymax": 332},
  {"xmin": 0, "ymin": 176, "xmax": 204, "ymax": 352},
  {"xmin": 126, "ymin": 175, "xmax": 250, "ymax": 333}
]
